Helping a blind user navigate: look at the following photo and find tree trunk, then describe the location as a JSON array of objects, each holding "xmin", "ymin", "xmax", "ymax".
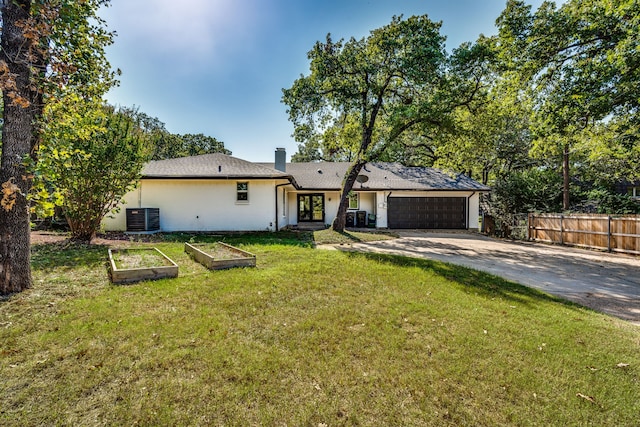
[
  {"xmin": 0, "ymin": 0, "xmax": 37, "ymax": 295},
  {"xmin": 66, "ymin": 215, "xmax": 98, "ymax": 243},
  {"xmin": 332, "ymin": 159, "xmax": 367, "ymax": 232},
  {"xmin": 563, "ymin": 143, "xmax": 570, "ymax": 211}
]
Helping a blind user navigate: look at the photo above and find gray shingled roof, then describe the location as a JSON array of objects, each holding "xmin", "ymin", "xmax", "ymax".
[
  {"xmin": 258, "ymin": 162, "xmax": 355, "ymax": 189},
  {"xmin": 142, "ymin": 153, "xmax": 290, "ymax": 179},
  {"xmin": 258, "ymin": 162, "xmax": 490, "ymax": 191},
  {"xmin": 142, "ymin": 154, "xmax": 489, "ymax": 191},
  {"xmin": 371, "ymin": 163, "xmax": 491, "ymax": 191}
]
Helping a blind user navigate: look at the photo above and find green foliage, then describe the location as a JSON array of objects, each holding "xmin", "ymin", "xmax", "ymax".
[
  {"xmin": 39, "ymin": 0, "xmax": 120, "ymax": 100},
  {"xmin": 496, "ymin": 0, "xmax": 640, "ymax": 208},
  {"xmin": 283, "ymin": 14, "xmax": 447, "ymax": 157},
  {"xmin": 498, "ymin": 0, "xmax": 639, "ymax": 128},
  {"xmin": 487, "ymin": 169, "xmax": 564, "ymax": 226},
  {"xmin": 291, "ymin": 114, "xmax": 362, "ymax": 162},
  {"xmin": 575, "ymin": 119, "xmax": 640, "ymax": 187},
  {"xmin": 287, "ymin": 23, "xmax": 501, "ymax": 182},
  {"xmin": 150, "ymin": 132, "xmax": 231, "ymax": 160},
  {"xmin": 124, "ymin": 110, "xmax": 230, "ymax": 160},
  {"xmin": 434, "ymin": 87, "xmax": 533, "ymax": 183},
  {"xmin": 39, "ymin": 98, "xmax": 150, "ymax": 241},
  {"xmin": 581, "ymin": 189, "xmax": 640, "ymax": 215},
  {"xmin": 284, "ymin": 15, "xmax": 485, "ymax": 230},
  {"xmin": 163, "ymin": 133, "xmax": 230, "ymax": 159}
]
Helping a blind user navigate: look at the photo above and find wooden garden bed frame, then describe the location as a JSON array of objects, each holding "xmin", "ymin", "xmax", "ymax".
[
  {"xmin": 108, "ymin": 248, "xmax": 179, "ymax": 284},
  {"xmin": 184, "ymin": 242, "xmax": 256, "ymax": 270}
]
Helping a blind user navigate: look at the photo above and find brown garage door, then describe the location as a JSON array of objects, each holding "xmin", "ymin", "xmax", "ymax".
[{"xmin": 388, "ymin": 197, "xmax": 467, "ymax": 229}]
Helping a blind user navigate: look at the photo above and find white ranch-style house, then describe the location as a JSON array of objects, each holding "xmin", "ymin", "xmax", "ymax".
[{"xmin": 102, "ymin": 148, "xmax": 490, "ymax": 233}]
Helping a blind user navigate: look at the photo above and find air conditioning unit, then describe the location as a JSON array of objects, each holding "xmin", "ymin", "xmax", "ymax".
[{"xmin": 126, "ymin": 208, "xmax": 160, "ymax": 232}]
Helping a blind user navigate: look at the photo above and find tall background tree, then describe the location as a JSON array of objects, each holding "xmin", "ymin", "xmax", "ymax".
[
  {"xmin": 124, "ymin": 109, "xmax": 231, "ymax": 160},
  {"xmin": 0, "ymin": 0, "xmax": 116, "ymax": 294},
  {"xmin": 496, "ymin": 0, "xmax": 640, "ymax": 209}
]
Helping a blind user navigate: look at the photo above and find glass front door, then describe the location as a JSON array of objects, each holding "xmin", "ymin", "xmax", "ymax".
[{"xmin": 298, "ymin": 194, "xmax": 325, "ymax": 222}]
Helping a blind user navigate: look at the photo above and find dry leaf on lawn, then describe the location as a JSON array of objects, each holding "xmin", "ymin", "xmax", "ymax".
[{"xmin": 576, "ymin": 393, "xmax": 596, "ymax": 404}]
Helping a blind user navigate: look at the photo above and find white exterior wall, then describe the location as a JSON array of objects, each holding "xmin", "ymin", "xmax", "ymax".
[
  {"xmin": 103, "ymin": 179, "xmax": 287, "ymax": 232},
  {"xmin": 103, "ymin": 188, "xmax": 140, "ymax": 231},
  {"xmin": 467, "ymin": 192, "xmax": 481, "ymax": 230},
  {"xmin": 323, "ymin": 192, "xmax": 341, "ymax": 225},
  {"xmin": 275, "ymin": 184, "xmax": 294, "ymax": 230},
  {"xmin": 103, "ymin": 183, "xmax": 483, "ymax": 232},
  {"xmin": 350, "ymin": 192, "xmax": 375, "ymax": 214},
  {"xmin": 376, "ymin": 191, "xmax": 389, "ymax": 228}
]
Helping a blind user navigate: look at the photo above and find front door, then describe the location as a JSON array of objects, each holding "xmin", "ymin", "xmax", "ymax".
[{"xmin": 298, "ymin": 194, "xmax": 325, "ymax": 222}]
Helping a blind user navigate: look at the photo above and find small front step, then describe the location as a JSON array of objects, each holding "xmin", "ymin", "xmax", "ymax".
[{"xmin": 291, "ymin": 223, "xmax": 327, "ymax": 231}]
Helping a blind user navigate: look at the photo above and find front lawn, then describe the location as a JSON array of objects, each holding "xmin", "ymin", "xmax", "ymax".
[{"xmin": 1, "ymin": 232, "xmax": 638, "ymax": 425}]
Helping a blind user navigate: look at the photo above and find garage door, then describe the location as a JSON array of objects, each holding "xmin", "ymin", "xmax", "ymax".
[{"xmin": 388, "ymin": 197, "xmax": 467, "ymax": 229}]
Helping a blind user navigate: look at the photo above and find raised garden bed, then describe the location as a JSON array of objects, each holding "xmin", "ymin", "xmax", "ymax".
[
  {"xmin": 185, "ymin": 242, "xmax": 256, "ymax": 270},
  {"xmin": 108, "ymin": 248, "xmax": 179, "ymax": 284}
]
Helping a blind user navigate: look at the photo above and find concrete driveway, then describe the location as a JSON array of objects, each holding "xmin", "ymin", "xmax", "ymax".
[{"xmin": 343, "ymin": 231, "xmax": 640, "ymax": 324}]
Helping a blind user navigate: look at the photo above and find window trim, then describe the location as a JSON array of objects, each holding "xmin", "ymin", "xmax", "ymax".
[
  {"xmin": 236, "ymin": 181, "xmax": 249, "ymax": 203},
  {"xmin": 348, "ymin": 192, "xmax": 359, "ymax": 210}
]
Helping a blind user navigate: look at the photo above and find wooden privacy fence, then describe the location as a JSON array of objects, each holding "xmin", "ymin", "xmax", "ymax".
[{"xmin": 528, "ymin": 213, "xmax": 640, "ymax": 255}]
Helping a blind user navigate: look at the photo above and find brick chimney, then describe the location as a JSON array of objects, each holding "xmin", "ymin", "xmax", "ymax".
[{"xmin": 275, "ymin": 148, "xmax": 286, "ymax": 172}]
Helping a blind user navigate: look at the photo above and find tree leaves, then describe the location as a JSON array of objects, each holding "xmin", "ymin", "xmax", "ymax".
[
  {"xmin": 283, "ymin": 15, "xmax": 455, "ymax": 230},
  {"xmin": 1, "ymin": 178, "xmax": 19, "ymax": 212},
  {"xmin": 38, "ymin": 98, "xmax": 151, "ymax": 241}
]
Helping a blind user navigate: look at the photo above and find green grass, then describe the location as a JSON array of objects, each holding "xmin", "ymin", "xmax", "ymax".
[
  {"xmin": 1, "ymin": 232, "xmax": 638, "ymax": 426},
  {"xmin": 312, "ymin": 228, "xmax": 397, "ymax": 245}
]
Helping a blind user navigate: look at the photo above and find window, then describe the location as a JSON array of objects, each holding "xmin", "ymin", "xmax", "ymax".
[
  {"xmin": 236, "ymin": 182, "xmax": 248, "ymax": 202},
  {"xmin": 348, "ymin": 192, "xmax": 359, "ymax": 210},
  {"xmin": 628, "ymin": 186, "xmax": 640, "ymax": 199}
]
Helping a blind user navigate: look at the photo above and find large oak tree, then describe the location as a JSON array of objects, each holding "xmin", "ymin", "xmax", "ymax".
[{"xmin": 283, "ymin": 15, "xmax": 487, "ymax": 231}]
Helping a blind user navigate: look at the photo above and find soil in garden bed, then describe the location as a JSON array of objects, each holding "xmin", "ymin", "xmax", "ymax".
[
  {"xmin": 190, "ymin": 242, "xmax": 251, "ymax": 260},
  {"xmin": 111, "ymin": 249, "xmax": 175, "ymax": 269}
]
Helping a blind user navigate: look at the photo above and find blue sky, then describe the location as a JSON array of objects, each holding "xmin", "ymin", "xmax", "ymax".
[{"xmin": 100, "ymin": 0, "xmax": 547, "ymax": 162}]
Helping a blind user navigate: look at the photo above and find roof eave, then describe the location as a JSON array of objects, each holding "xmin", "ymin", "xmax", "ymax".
[{"xmin": 142, "ymin": 174, "xmax": 293, "ymax": 180}]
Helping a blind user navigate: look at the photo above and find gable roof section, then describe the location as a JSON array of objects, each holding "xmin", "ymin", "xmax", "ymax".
[
  {"xmin": 258, "ymin": 161, "xmax": 490, "ymax": 192},
  {"xmin": 142, "ymin": 153, "xmax": 291, "ymax": 180}
]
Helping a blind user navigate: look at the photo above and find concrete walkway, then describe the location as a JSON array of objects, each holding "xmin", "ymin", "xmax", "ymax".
[{"xmin": 336, "ymin": 231, "xmax": 640, "ymax": 324}]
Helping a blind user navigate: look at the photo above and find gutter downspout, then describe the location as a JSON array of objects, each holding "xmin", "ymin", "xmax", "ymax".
[
  {"xmin": 467, "ymin": 191, "xmax": 476, "ymax": 230},
  {"xmin": 275, "ymin": 182, "xmax": 289, "ymax": 231}
]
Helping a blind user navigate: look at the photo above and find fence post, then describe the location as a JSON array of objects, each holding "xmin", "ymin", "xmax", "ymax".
[
  {"xmin": 607, "ymin": 216, "xmax": 612, "ymax": 252},
  {"xmin": 560, "ymin": 214, "xmax": 564, "ymax": 245}
]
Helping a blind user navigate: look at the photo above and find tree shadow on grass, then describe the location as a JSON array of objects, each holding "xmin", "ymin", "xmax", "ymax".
[
  {"xmin": 348, "ymin": 251, "xmax": 587, "ymax": 312},
  {"xmin": 31, "ymin": 241, "xmax": 109, "ymax": 270},
  {"xmin": 312, "ymin": 229, "xmax": 398, "ymax": 245},
  {"xmin": 156, "ymin": 231, "xmax": 315, "ymax": 248}
]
